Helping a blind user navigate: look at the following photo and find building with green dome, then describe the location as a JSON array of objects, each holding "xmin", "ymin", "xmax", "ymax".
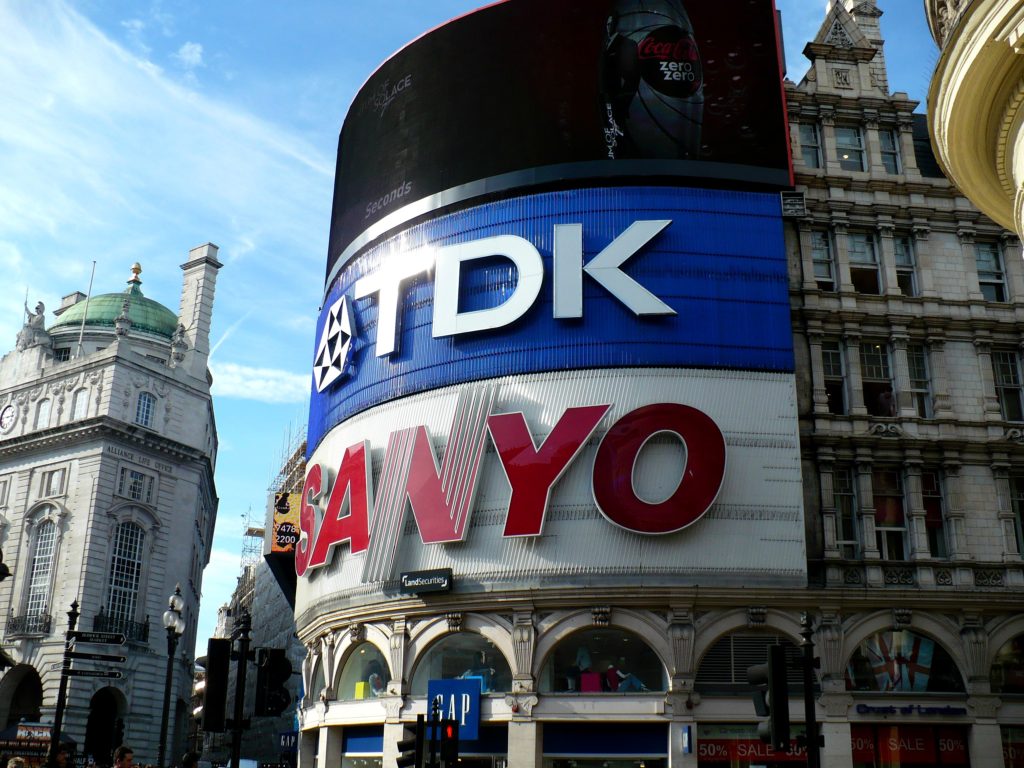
[{"xmin": 0, "ymin": 245, "xmax": 222, "ymax": 766}]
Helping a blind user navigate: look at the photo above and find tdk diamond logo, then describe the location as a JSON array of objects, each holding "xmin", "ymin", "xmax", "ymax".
[{"xmin": 313, "ymin": 295, "xmax": 356, "ymax": 393}]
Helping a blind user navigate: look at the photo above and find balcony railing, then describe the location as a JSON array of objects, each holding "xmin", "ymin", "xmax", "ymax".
[
  {"xmin": 93, "ymin": 610, "xmax": 149, "ymax": 643},
  {"xmin": 8, "ymin": 612, "xmax": 52, "ymax": 636}
]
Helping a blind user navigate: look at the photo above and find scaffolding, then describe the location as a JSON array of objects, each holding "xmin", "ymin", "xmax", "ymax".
[{"xmin": 269, "ymin": 422, "xmax": 307, "ymax": 496}]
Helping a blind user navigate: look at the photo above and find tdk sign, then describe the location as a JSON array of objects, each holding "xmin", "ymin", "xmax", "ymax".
[
  {"xmin": 308, "ymin": 186, "xmax": 793, "ymax": 447},
  {"xmin": 314, "ymin": 219, "xmax": 672, "ymax": 391}
]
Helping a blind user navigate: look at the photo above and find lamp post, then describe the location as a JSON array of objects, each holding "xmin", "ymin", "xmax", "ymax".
[{"xmin": 158, "ymin": 584, "xmax": 185, "ymax": 768}]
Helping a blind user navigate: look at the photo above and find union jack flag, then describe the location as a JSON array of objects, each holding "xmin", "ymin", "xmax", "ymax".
[{"xmin": 864, "ymin": 631, "xmax": 934, "ymax": 691}]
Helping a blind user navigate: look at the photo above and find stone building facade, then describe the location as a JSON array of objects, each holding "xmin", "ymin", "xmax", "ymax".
[
  {"xmin": 0, "ymin": 247, "xmax": 221, "ymax": 764},
  {"xmin": 291, "ymin": 2, "xmax": 1024, "ymax": 768}
]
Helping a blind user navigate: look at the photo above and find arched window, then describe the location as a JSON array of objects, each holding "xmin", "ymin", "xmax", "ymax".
[
  {"xmin": 104, "ymin": 522, "xmax": 145, "ymax": 623},
  {"xmin": 540, "ymin": 627, "xmax": 665, "ymax": 693},
  {"xmin": 34, "ymin": 399, "xmax": 50, "ymax": 430},
  {"xmin": 71, "ymin": 389, "xmax": 88, "ymax": 420},
  {"xmin": 695, "ymin": 632, "xmax": 801, "ymax": 694},
  {"xmin": 846, "ymin": 630, "xmax": 964, "ymax": 692},
  {"xmin": 135, "ymin": 392, "xmax": 155, "ymax": 427},
  {"xmin": 410, "ymin": 633, "xmax": 512, "ymax": 695},
  {"xmin": 335, "ymin": 642, "xmax": 390, "ymax": 701},
  {"xmin": 25, "ymin": 520, "xmax": 56, "ymax": 618},
  {"xmin": 991, "ymin": 634, "xmax": 1024, "ymax": 694}
]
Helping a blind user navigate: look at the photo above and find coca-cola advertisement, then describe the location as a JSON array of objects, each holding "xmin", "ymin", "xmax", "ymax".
[{"xmin": 325, "ymin": 0, "xmax": 790, "ymax": 282}]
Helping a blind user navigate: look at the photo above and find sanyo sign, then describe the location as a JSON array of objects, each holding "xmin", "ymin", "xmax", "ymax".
[
  {"xmin": 314, "ymin": 220, "xmax": 674, "ymax": 391},
  {"xmin": 295, "ymin": 397, "xmax": 727, "ymax": 581}
]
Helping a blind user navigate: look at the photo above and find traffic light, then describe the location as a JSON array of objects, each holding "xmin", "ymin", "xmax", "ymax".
[
  {"xmin": 747, "ymin": 644, "xmax": 790, "ymax": 751},
  {"xmin": 396, "ymin": 715, "xmax": 424, "ymax": 768},
  {"xmin": 0, "ymin": 549, "xmax": 9, "ymax": 581},
  {"xmin": 203, "ymin": 637, "xmax": 231, "ymax": 732},
  {"xmin": 255, "ymin": 647, "xmax": 293, "ymax": 716},
  {"xmin": 439, "ymin": 720, "xmax": 459, "ymax": 767}
]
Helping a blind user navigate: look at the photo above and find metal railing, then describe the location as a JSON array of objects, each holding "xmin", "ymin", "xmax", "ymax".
[
  {"xmin": 8, "ymin": 612, "xmax": 52, "ymax": 636},
  {"xmin": 93, "ymin": 610, "xmax": 150, "ymax": 642}
]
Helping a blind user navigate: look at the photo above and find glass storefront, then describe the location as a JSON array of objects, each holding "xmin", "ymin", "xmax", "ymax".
[
  {"xmin": 1003, "ymin": 726, "xmax": 1024, "ymax": 768},
  {"xmin": 696, "ymin": 723, "xmax": 809, "ymax": 767},
  {"xmin": 851, "ymin": 724, "xmax": 969, "ymax": 767}
]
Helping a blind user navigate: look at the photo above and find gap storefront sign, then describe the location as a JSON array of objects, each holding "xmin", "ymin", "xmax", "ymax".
[{"xmin": 298, "ymin": 186, "xmax": 804, "ymax": 606}]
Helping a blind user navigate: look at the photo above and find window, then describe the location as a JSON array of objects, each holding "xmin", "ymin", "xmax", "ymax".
[
  {"xmin": 834, "ymin": 467, "xmax": 859, "ymax": 558},
  {"xmin": 906, "ymin": 344, "xmax": 932, "ymax": 418},
  {"xmin": 1012, "ymin": 475, "xmax": 1024, "ymax": 554},
  {"xmin": 880, "ymin": 127, "xmax": 901, "ymax": 174},
  {"xmin": 135, "ymin": 392, "xmax": 155, "ymax": 428},
  {"xmin": 0, "ymin": 477, "xmax": 8, "ymax": 506},
  {"xmin": 873, "ymin": 469, "xmax": 906, "ymax": 560},
  {"xmin": 822, "ymin": 341, "xmax": 847, "ymax": 415},
  {"xmin": 26, "ymin": 519, "xmax": 57, "ymax": 618},
  {"xmin": 799, "ymin": 123, "xmax": 822, "ymax": 168},
  {"xmin": 53, "ymin": 348, "xmax": 70, "ymax": 363},
  {"xmin": 42, "ymin": 468, "xmax": 65, "ymax": 497},
  {"xmin": 860, "ymin": 341, "xmax": 896, "ymax": 417},
  {"xmin": 976, "ymin": 242, "xmax": 1007, "ymax": 302},
  {"xmin": 117, "ymin": 467, "xmax": 155, "ymax": 504},
  {"xmin": 539, "ymin": 627, "xmax": 665, "ymax": 694},
  {"xmin": 921, "ymin": 470, "xmax": 947, "ymax": 558},
  {"xmin": 34, "ymin": 399, "xmax": 51, "ymax": 430},
  {"xmin": 71, "ymin": 389, "xmax": 88, "ymax": 421},
  {"xmin": 811, "ymin": 230, "xmax": 835, "ymax": 291},
  {"xmin": 835, "ymin": 125, "xmax": 865, "ymax": 171},
  {"xmin": 846, "ymin": 630, "xmax": 964, "ymax": 692},
  {"xmin": 335, "ymin": 643, "xmax": 390, "ymax": 700},
  {"xmin": 993, "ymin": 350, "xmax": 1024, "ymax": 422},
  {"xmin": 410, "ymin": 633, "xmax": 512, "ymax": 695},
  {"xmin": 695, "ymin": 633, "xmax": 801, "ymax": 692},
  {"xmin": 894, "ymin": 235, "xmax": 917, "ymax": 297},
  {"xmin": 848, "ymin": 232, "xmax": 881, "ymax": 294},
  {"xmin": 105, "ymin": 522, "xmax": 145, "ymax": 623}
]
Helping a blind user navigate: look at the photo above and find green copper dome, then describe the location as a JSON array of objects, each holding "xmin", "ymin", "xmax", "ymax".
[{"xmin": 49, "ymin": 264, "xmax": 179, "ymax": 339}]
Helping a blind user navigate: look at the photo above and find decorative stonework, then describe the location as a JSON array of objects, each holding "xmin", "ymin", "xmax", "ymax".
[
  {"xmin": 833, "ymin": 68, "xmax": 853, "ymax": 89},
  {"xmin": 893, "ymin": 608, "xmax": 913, "ymax": 628},
  {"xmin": 504, "ymin": 693, "xmax": 538, "ymax": 718},
  {"xmin": 446, "ymin": 612, "xmax": 463, "ymax": 633},
  {"xmin": 747, "ymin": 606, "xmax": 767, "ymax": 627},
  {"xmin": 825, "ymin": 20, "xmax": 854, "ymax": 49},
  {"xmin": 591, "ymin": 606, "xmax": 610, "ymax": 626}
]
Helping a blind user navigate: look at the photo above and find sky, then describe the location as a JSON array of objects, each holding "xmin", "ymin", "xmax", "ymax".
[{"xmin": 0, "ymin": 0, "xmax": 939, "ymax": 656}]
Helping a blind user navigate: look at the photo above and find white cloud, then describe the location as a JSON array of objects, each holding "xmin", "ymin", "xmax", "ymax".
[
  {"xmin": 210, "ymin": 361, "xmax": 310, "ymax": 404},
  {"xmin": 174, "ymin": 41, "xmax": 203, "ymax": 70}
]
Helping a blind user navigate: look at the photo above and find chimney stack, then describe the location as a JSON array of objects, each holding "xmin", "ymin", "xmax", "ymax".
[{"xmin": 179, "ymin": 243, "xmax": 223, "ymax": 380}]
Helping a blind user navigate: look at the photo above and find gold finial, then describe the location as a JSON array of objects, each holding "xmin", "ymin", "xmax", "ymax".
[{"xmin": 130, "ymin": 263, "xmax": 142, "ymax": 278}]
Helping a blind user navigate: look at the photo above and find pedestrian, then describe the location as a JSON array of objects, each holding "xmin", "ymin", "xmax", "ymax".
[
  {"xmin": 113, "ymin": 746, "xmax": 133, "ymax": 768},
  {"xmin": 180, "ymin": 753, "xmax": 200, "ymax": 768},
  {"xmin": 6, "ymin": 758, "xmax": 25, "ymax": 768}
]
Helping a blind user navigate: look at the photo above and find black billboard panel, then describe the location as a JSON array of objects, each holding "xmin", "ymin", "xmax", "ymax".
[{"xmin": 326, "ymin": 0, "xmax": 791, "ymax": 282}]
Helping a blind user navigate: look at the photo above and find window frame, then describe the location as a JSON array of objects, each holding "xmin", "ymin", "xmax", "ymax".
[
  {"xmin": 879, "ymin": 127, "xmax": 902, "ymax": 174},
  {"xmin": 34, "ymin": 399, "xmax": 51, "ymax": 430},
  {"xmin": 893, "ymin": 235, "xmax": 918, "ymax": 297},
  {"xmin": 976, "ymin": 241, "xmax": 1008, "ymax": 302},
  {"xmin": 993, "ymin": 349, "xmax": 1024, "ymax": 422},
  {"xmin": 835, "ymin": 125, "xmax": 866, "ymax": 171},
  {"xmin": 41, "ymin": 468, "xmax": 66, "ymax": 498},
  {"xmin": 848, "ymin": 231, "xmax": 881, "ymax": 294},
  {"xmin": 71, "ymin": 389, "xmax": 89, "ymax": 421},
  {"xmin": 117, "ymin": 467, "xmax": 156, "ymax": 505},
  {"xmin": 872, "ymin": 468, "xmax": 907, "ymax": 561},
  {"xmin": 799, "ymin": 122, "xmax": 822, "ymax": 169},
  {"xmin": 859, "ymin": 341, "xmax": 896, "ymax": 417},
  {"xmin": 135, "ymin": 392, "xmax": 155, "ymax": 428},
  {"xmin": 921, "ymin": 469, "xmax": 947, "ymax": 559},
  {"xmin": 822, "ymin": 340, "xmax": 847, "ymax": 415},
  {"xmin": 833, "ymin": 467, "xmax": 859, "ymax": 559},
  {"xmin": 906, "ymin": 343, "xmax": 932, "ymax": 419},
  {"xmin": 104, "ymin": 521, "xmax": 147, "ymax": 624},
  {"xmin": 811, "ymin": 229, "xmax": 836, "ymax": 291},
  {"xmin": 24, "ymin": 518, "xmax": 58, "ymax": 619}
]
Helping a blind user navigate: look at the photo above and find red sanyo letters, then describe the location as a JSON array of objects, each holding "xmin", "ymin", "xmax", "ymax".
[{"xmin": 295, "ymin": 401, "xmax": 726, "ymax": 578}]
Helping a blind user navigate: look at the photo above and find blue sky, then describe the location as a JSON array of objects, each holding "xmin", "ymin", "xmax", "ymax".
[{"xmin": 0, "ymin": 0, "xmax": 938, "ymax": 654}]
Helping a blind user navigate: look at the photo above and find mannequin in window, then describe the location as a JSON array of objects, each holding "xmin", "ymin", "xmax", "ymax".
[
  {"xmin": 568, "ymin": 644, "xmax": 592, "ymax": 691},
  {"xmin": 460, "ymin": 650, "xmax": 496, "ymax": 692},
  {"xmin": 605, "ymin": 657, "xmax": 649, "ymax": 692},
  {"xmin": 366, "ymin": 659, "xmax": 385, "ymax": 697}
]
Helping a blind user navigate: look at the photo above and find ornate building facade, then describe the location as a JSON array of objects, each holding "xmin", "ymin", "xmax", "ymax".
[
  {"xmin": 291, "ymin": 2, "xmax": 1024, "ymax": 767},
  {"xmin": 0, "ymin": 247, "xmax": 221, "ymax": 764}
]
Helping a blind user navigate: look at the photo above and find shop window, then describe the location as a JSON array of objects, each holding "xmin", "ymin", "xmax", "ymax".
[
  {"xmin": 851, "ymin": 724, "xmax": 969, "ymax": 768},
  {"xmin": 835, "ymin": 125, "xmax": 866, "ymax": 171},
  {"xmin": 810, "ymin": 230, "xmax": 835, "ymax": 291},
  {"xmin": 848, "ymin": 232, "xmax": 881, "ymax": 294},
  {"xmin": 822, "ymin": 340, "xmax": 847, "ymax": 415},
  {"xmin": 873, "ymin": 468, "xmax": 906, "ymax": 561},
  {"xmin": 799, "ymin": 122, "xmax": 822, "ymax": 168},
  {"xmin": 906, "ymin": 344, "xmax": 932, "ymax": 418},
  {"xmin": 845, "ymin": 630, "xmax": 965, "ymax": 692},
  {"xmin": 976, "ymin": 241, "xmax": 1007, "ymax": 301},
  {"xmin": 879, "ymin": 127, "xmax": 901, "ymax": 174},
  {"xmin": 893, "ymin": 235, "xmax": 917, "ymax": 296},
  {"xmin": 135, "ymin": 392, "xmax": 155, "ymax": 428},
  {"xmin": 833, "ymin": 467, "xmax": 859, "ymax": 558},
  {"xmin": 921, "ymin": 469, "xmax": 947, "ymax": 558},
  {"xmin": 1003, "ymin": 727, "xmax": 1024, "ymax": 768},
  {"xmin": 697, "ymin": 723, "xmax": 807, "ymax": 767},
  {"xmin": 993, "ymin": 349, "xmax": 1024, "ymax": 422},
  {"xmin": 860, "ymin": 341, "xmax": 896, "ymax": 417},
  {"xmin": 695, "ymin": 632, "xmax": 801, "ymax": 694},
  {"xmin": 991, "ymin": 635, "xmax": 1024, "ymax": 694},
  {"xmin": 335, "ymin": 642, "xmax": 390, "ymax": 701},
  {"xmin": 539, "ymin": 627, "xmax": 665, "ymax": 694},
  {"xmin": 409, "ymin": 633, "xmax": 511, "ymax": 695}
]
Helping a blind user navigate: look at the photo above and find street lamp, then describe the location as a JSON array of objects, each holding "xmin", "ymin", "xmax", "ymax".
[{"xmin": 158, "ymin": 584, "xmax": 186, "ymax": 767}]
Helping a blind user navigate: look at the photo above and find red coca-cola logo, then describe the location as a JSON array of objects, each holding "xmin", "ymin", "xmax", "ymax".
[{"xmin": 637, "ymin": 26, "xmax": 702, "ymax": 99}]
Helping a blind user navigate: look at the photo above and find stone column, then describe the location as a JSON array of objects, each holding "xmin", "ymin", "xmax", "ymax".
[
  {"xmin": 974, "ymin": 339, "xmax": 1005, "ymax": 421},
  {"xmin": 876, "ymin": 220, "xmax": 900, "ymax": 296},
  {"xmin": 512, "ymin": 610, "xmax": 535, "ymax": 693},
  {"xmin": 316, "ymin": 725, "xmax": 342, "ymax": 768},
  {"xmin": 967, "ymin": 697, "xmax": 1004, "ymax": 768},
  {"xmin": 991, "ymin": 457, "xmax": 1023, "ymax": 561},
  {"xmin": 1002, "ymin": 233, "xmax": 1024, "ymax": 299},
  {"xmin": 897, "ymin": 116, "xmax": 920, "ymax": 181},
  {"xmin": 904, "ymin": 454, "xmax": 929, "ymax": 560},
  {"xmin": 669, "ymin": 721, "xmax": 699, "ymax": 768},
  {"xmin": 942, "ymin": 453, "xmax": 969, "ymax": 561},
  {"xmin": 928, "ymin": 336, "xmax": 954, "ymax": 417},
  {"xmin": 819, "ymin": 451, "xmax": 840, "ymax": 559},
  {"xmin": 508, "ymin": 721, "xmax": 542, "ymax": 768},
  {"xmin": 957, "ymin": 224, "xmax": 984, "ymax": 302},
  {"xmin": 844, "ymin": 331, "xmax": 866, "ymax": 416},
  {"xmin": 819, "ymin": 108, "xmax": 838, "ymax": 174},
  {"xmin": 822, "ymin": 720, "xmax": 855, "ymax": 768},
  {"xmin": 832, "ymin": 218, "xmax": 853, "ymax": 296},
  {"xmin": 889, "ymin": 329, "xmax": 913, "ymax": 416},
  {"xmin": 298, "ymin": 728, "xmax": 317, "ymax": 768},
  {"xmin": 808, "ymin": 326, "xmax": 831, "ymax": 414},
  {"xmin": 864, "ymin": 116, "xmax": 886, "ymax": 176},
  {"xmin": 856, "ymin": 454, "xmax": 880, "ymax": 559},
  {"xmin": 798, "ymin": 221, "xmax": 821, "ymax": 292}
]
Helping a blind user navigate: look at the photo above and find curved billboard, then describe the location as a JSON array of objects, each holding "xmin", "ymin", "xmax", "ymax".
[{"xmin": 326, "ymin": 0, "xmax": 791, "ymax": 283}]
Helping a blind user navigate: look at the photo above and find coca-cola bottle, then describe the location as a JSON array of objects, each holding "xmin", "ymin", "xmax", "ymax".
[{"xmin": 602, "ymin": 0, "xmax": 703, "ymax": 159}]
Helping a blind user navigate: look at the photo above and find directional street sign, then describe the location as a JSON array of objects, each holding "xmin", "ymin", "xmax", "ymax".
[
  {"xmin": 68, "ymin": 651, "xmax": 127, "ymax": 663},
  {"xmin": 66, "ymin": 669, "xmax": 123, "ymax": 679},
  {"xmin": 68, "ymin": 631, "xmax": 126, "ymax": 645}
]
